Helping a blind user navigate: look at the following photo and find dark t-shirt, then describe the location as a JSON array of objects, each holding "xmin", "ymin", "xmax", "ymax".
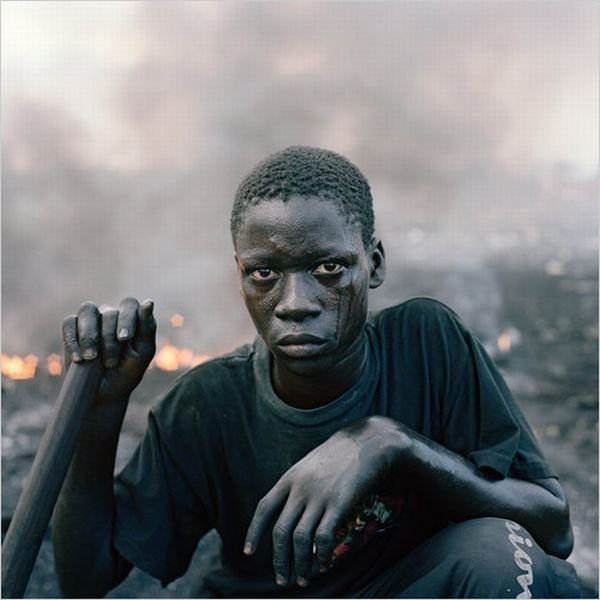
[{"xmin": 113, "ymin": 298, "xmax": 555, "ymax": 597}]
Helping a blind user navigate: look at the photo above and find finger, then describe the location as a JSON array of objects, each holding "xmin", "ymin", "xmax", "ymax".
[
  {"xmin": 77, "ymin": 302, "xmax": 100, "ymax": 360},
  {"xmin": 100, "ymin": 308, "xmax": 120, "ymax": 368},
  {"xmin": 244, "ymin": 485, "xmax": 288, "ymax": 556},
  {"xmin": 62, "ymin": 314, "xmax": 81, "ymax": 363},
  {"xmin": 314, "ymin": 509, "xmax": 342, "ymax": 573},
  {"xmin": 131, "ymin": 299, "xmax": 156, "ymax": 361},
  {"xmin": 271, "ymin": 499, "xmax": 304, "ymax": 586},
  {"xmin": 116, "ymin": 297, "xmax": 140, "ymax": 341},
  {"xmin": 293, "ymin": 505, "xmax": 324, "ymax": 588}
]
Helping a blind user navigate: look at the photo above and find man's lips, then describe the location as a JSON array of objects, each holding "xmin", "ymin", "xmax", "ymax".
[
  {"xmin": 277, "ymin": 333, "xmax": 327, "ymax": 346},
  {"xmin": 275, "ymin": 333, "xmax": 328, "ymax": 358}
]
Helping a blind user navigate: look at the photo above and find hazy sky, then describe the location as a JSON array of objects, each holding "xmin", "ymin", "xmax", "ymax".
[
  {"xmin": 2, "ymin": 1, "xmax": 598, "ymax": 356},
  {"xmin": 3, "ymin": 1, "xmax": 598, "ymax": 174}
]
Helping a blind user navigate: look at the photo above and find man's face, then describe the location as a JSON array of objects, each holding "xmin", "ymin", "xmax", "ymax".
[{"xmin": 234, "ymin": 195, "xmax": 385, "ymax": 376}]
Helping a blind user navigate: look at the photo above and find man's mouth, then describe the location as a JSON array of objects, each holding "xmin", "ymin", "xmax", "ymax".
[
  {"xmin": 275, "ymin": 333, "xmax": 328, "ymax": 358},
  {"xmin": 278, "ymin": 333, "xmax": 326, "ymax": 345}
]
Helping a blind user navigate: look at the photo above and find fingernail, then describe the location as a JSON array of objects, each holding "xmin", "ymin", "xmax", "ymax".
[
  {"xmin": 276, "ymin": 574, "xmax": 287, "ymax": 586},
  {"xmin": 118, "ymin": 328, "xmax": 129, "ymax": 339},
  {"xmin": 71, "ymin": 352, "xmax": 82, "ymax": 362},
  {"xmin": 297, "ymin": 577, "xmax": 308, "ymax": 588},
  {"xmin": 83, "ymin": 349, "xmax": 97, "ymax": 360},
  {"xmin": 243, "ymin": 542, "xmax": 252, "ymax": 555},
  {"xmin": 319, "ymin": 565, "xmax": 328, "ymax": 573},
  {"xmin": 105, "ymin": 358, "xmax": 119, "ymax": 368}
]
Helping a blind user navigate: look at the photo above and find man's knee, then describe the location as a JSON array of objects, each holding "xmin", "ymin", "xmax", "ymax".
[
  {"xmin": 433, "ymin": 518, "xmax": 578, "ymax": 598},
  {"xmin": 444, "ymin": 519, "xmax": 535, "ymax": 587},
  {"xmin": 356, "ymin": 518, "xmax": 579, "ymax": 598}
]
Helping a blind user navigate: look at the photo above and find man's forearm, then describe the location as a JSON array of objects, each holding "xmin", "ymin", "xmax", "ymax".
[
  {"xmin": 53, "ymin": 400, "xmax": 131, "ymax": 597},
  {"xmin": 382, "ymin": 417, "xmax": 574, "ymax": 558}
]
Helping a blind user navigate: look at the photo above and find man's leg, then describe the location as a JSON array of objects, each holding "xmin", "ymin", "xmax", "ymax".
[{"xmin": 355, "ymin": 517, "xmax": 580, "ymax": 598}]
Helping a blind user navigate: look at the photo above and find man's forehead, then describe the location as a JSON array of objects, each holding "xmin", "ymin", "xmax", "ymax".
[
  {"xmin": 239, "ymin": 194, "xmax": 355, "ymax": 229},
  {"xmin": 234, "ymin": 196, "xmax": 365, "ymax": 260}
]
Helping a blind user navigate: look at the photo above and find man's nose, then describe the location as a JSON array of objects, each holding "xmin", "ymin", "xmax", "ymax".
[{"xmin": 274, "ymin": 272, "xmax": 321, "ymax": 321}]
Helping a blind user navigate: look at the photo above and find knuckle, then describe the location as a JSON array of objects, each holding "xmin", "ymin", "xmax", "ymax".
[
  {"xmin": 293, "ymin": 528, "xmax": 310, "ymax": 546},
  {"xmin": 62, "ymin": 315, "xmax": 77, "ymax": 336},
  {"xmin": 101, "ymin": 336, "xmax": 119, "ymax": 352},
  {"xmin": 314, "ymin": 530, "xmax": 333, "ymax": 549},
  {"xmin": 62, "ymin": 314, "xmax": 76, "ymax": 326},
  {"xmin": 254, "ymin": 498, "xmax": 269, "ymax": 518},
  {"xmin": 245, "ymin": 526, "xmax": 257, "ymax": 543},
  {"xmin": 272, "ymin": 523, "xmax": 289, "ymax": 544},
  {"xmin": 102, "ymin": 330, "xmax": 119, "ymax": 343},
  {"xmin": 79, "ymin": 333, "xmax": 100, "ymax": 345},
  {"xmin": 101, "ymin": 320, "xmax": 119, "ymax": 337},
  {"xmin": 78, "ymin": 301, "xmax": 98, "ymax": 313},
  {"xmin": 121, "ymin": 297, "xmax": 139, "ymax": 310}
]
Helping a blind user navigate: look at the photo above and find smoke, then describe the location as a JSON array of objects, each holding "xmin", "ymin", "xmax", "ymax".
[
  {"xmin": 2, "ymin": 1, "xmax": 598, "ymax": 355},
  {"xmin": 107, "ymin": 2, "xmax": 598, "ymax": 178}
]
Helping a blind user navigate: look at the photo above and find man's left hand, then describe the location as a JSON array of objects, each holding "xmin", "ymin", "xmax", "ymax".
[{"xmin": 243, "ymin": 416, "xmax": 410, "ymax": 588}]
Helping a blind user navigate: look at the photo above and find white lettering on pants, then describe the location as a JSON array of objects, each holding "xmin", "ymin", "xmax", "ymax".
[{"xmin": 505, "ymin": 520, "xmax": 535, "ymax": 599}]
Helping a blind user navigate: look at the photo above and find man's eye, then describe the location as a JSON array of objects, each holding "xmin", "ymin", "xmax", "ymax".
[
  {"xmin": 250, "ymin": 268, "xmax": 279, "ymax": 281},
  {"xmin": 312, "ymin": 262, "xmax": 344, "ymax": 275}
]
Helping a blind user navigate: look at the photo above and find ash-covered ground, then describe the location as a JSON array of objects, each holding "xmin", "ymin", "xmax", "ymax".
[{"xmin": 2, "ymin": 260, "xmax": 598, "ymax": 597}]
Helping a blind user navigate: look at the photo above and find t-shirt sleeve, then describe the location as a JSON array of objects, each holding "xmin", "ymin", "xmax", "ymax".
[
  {"xmin": 438, "ymin": 310, "xmax": 556, "ymax": 481},
  {"xmin": 113, "ymin": 388, "xmax": 211, "ymax": 586}
]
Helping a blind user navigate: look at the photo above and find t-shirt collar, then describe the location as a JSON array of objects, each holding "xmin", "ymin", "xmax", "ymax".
[{"xmin": 253, "ymin": 328, "xmax": 379, "ymax": 427}]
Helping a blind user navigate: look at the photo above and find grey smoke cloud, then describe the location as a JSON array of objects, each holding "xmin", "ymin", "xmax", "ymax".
[{"xmin": 1, "ymin": 1, "xmax": 597, "ymax": 357}]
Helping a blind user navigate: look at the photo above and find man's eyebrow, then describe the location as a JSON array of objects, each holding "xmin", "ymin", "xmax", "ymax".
[
  {"xmin": 237, "ymin": 246, "xmax": 357, "ymax": 261},
  {"xmin": 238, "ymin": 249, "xmax": 359, "ymax": 267},
  {"xmin": 236, "ymin": 250, "xmax": 274, "ymax": 263}
]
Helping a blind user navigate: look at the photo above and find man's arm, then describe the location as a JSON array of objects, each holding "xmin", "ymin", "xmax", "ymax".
[
  {"xmin": 391, "ymin": 417, "xmax": 573, "ymax": 557},
  {"xmin": 52, "ymin": 298, "xmax": 156, "ymax": 597},
  {"xmin": 53, "ymin": 399, "xmax": 133, "ymax": 597},
  {"xmin": 244, "ymin": 415, "xmax": 573, "ymax": 589}
]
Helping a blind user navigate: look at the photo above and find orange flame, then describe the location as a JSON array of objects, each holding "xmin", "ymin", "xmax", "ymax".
[
  {"xmin": 1, "ymin": 353, "xmax": 39, "ymax": 380},
  {"xmin": 153, "ymin": 343, "xmax": 210, "ymax": 371},
  {"xmin": 169, "ymin": 313, "xmax": 185, "ymax": 328},
  {"xmin": 497, "ymin": 333, "xmax": 512, "ymax": 353},
  {"xmin": 47, "ymin": 353, "xmax": 63, "ymax": 376},
  {"xmin": 1, "ymin": 343, "xmax": 210, "ymax": 380}
]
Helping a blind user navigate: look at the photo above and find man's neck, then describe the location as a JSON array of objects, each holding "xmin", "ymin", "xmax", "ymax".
[{"xmin": 271, "ymin": 338, "xmax": 367, "ymax": 410}]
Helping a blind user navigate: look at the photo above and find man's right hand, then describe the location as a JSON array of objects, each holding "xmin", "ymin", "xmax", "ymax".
[
  {"xmin": 55, "ymin": 297, "xmax": 154, "ymax": 596},
  {"xmin": 62, "ymin": 297, "xmax": 156, "ymax": 403}
]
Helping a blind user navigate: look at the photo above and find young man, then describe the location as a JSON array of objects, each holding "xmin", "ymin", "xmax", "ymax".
[{"xmin": 54, "ymin": 146, "xmax": 579, "ymax": 597}]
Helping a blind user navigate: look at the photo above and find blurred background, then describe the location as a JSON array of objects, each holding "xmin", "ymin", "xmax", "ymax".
[{"xmin": 2, "ymin": 1, "xmax": 598, "ymax": 596}]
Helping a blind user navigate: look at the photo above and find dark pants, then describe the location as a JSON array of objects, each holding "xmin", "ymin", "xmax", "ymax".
[
  {"xmin": 353, "ymin": 518, "xmax": 580, "ymax": 598},
  {"xmin": 193, "ymin": 519, "xmax": 580, "ymax": 598}
]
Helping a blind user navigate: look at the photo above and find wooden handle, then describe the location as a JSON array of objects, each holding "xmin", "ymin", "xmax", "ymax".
[{"xmin": 2, "ymin": 360, "xmax": 103, "ymax": 598}]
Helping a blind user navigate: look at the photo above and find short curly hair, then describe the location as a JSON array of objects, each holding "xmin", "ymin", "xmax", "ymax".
[{"xmin": 231, "ymin": 146, "xmax": 374, "ymax": 247}]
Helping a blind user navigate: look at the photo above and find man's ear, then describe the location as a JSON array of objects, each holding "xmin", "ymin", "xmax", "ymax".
[
  {"xmin": 368, "ymin": 238, "xmax": 386, "ymax": 289},
  {"xmin": 233, "ymin": 253, "xmax": 242, "ymax": 272},
  {"xmin": 233, "ymin": 254, "xmax": 245, "ymax": 298}
]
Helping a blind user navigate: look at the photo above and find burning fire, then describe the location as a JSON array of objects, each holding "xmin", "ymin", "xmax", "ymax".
[
  {"xmin": 1, "ymin": 343, "xmax": 210, "ymax": 381},
  {"xmin": 496, "ymin": 326, "xmax": 522, "ymax": 355},
  {"xmin": 1, "ymin": 354, "xmax": 39, "ymax": 380},
  {"xmin": 47, "ymin": 354, "xmax": 63, "ymax": 376},
  {"xmin": 2, "ymin": 312, "xmax": 212, "ymax": 381},
  {"xmin": 169, "ymin": 313, "xmax": 185, "ymax": 328},
  {"xmin": 152, "ymin": 343, "xmax": 210, "ymax": 371},
  {"xmin": 497, "ymin": 333, "xmax": 512, "ymax": 354}
]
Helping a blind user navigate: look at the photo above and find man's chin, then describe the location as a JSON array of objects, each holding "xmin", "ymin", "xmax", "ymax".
[{"xmin": 271, "ymin": 346, "xmax": 337, "ymax": 376}]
